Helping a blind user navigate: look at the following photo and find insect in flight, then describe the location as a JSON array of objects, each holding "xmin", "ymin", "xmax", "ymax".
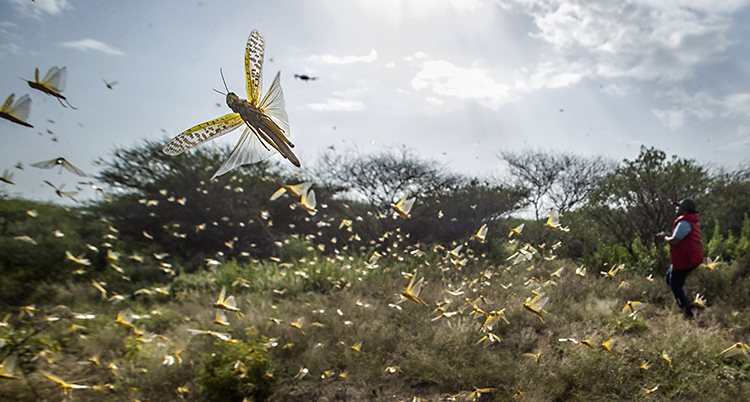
[
  {"xmin": 31, "ymin": 157, "xmax": 87, "ymax": 177},
  {"xmin": 0, "ymin": 93, "xmax": 33, "ymax": 128},
  {"xmin": 102, "ymin": 79, "xmax": 119, "ymax": 89},
  {"xmin": 25, "ymin": 66, "xmax": 77, "ymax": 109},
  {"xmin": 163, "ymin": 29, "xmax": 299, "ymax": 179}
]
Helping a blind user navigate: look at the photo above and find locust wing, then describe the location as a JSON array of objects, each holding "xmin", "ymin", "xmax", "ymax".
[
  {"xmin": 245, "ymin": 30, "xmax": 265, "ymax": 105},
  {"xmin": 163, "ymin": 113, "xmax": 244, "ymax": 155}
]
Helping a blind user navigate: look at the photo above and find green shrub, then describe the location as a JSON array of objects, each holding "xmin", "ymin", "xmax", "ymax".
[{"xmin": 199, "ymin": 338, "xmax": 275, "ymax": 402}]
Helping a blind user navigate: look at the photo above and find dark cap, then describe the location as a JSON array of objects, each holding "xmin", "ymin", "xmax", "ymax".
[{"xmin": 674, "ymin": 198, "xmax": 698, "ymax": 213}]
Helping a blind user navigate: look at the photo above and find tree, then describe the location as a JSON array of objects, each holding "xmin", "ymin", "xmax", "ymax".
[
  {"xmin": 698, "ymin": 163, "xmax": 750, "ymax": 242},
  {"xmin": 315, "ymin": 147, "xmax": 463, "ymax": 234},
  {"xmin": 499, "ymin": 149, "xmax": 613, "ymax": 218},
  {"xmin": 585, "ymin": 146, "xmax": 711, "ymax": 263},
  {"xmin": 90, "ymin": 140, "xmax": 318, "ymax": 267}
]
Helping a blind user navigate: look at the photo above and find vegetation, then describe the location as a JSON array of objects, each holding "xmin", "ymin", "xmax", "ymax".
[{"xmin": 0, "ymin": 142, "xmax": 749, "ymax": 401}]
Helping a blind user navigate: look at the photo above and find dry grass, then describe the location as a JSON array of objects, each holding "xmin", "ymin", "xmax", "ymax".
[{"xmin": 1, "ymin": 242, "xmax": 750, "ymax": 401}]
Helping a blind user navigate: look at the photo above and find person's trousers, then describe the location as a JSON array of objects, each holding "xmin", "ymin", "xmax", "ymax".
[{"xmin": 664, "ymin": 265, "xmax": 696, "ymax": 317}]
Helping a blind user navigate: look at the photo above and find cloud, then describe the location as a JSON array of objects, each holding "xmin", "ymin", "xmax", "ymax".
[
  {"xmin": 506, "ymin": 0, "xmax": 745, "ymax": 82},
  {"xmin": 410, "ymin": 59, "xmax": 511, "ymax": 109},
  {"xmin": 0, "ymin": 42, "xmax": 22, "ymax": 57},
  {"xmin": 721, "ymin": 93, "xmax": 750, "ymax": 118},
  {"xmin": 8, "ymin": 0, "xmax": 73, "ymax": 20},
  {"xmin": 308, "ymin": 98, "xmax": 366, "ymax": 111},
  {"xmin": 651, "ymin": 88, "xmax": 750, "ymax": 129},
  {"xmin": 309, "ymin": 49, "xmax": 377, "ymax": 64},
  {"xmin": 651, "ymin": 108, "xmax": 686, "ymax": 130},
  {"xmin": 602, "ymin": 84, "xmax": 628, "ymax": 97},
  {"xmin": 59, "ymin": 39, "xmax": 126, "ymax": 56}
]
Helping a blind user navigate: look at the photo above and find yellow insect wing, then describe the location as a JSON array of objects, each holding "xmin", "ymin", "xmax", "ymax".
[
  {"xmin": 245, "ymin": 30, "xmax": 265, "ymax": 105},
  {"xmin": 216, "ymin": 286, "xmax": 227, "ymax": 305},
  {"xmin": 214, "ymin": 310, "xmax": 230, "ymax": 326},
  {"xmin": 0, "ymin": 93, "xmax": 33, "ymax": 128},
  {"xmin": 163, "ymin": 113, "xmax": 244, "ymax": 156},
  {"xmin": 0, "ymin": 354, "xmax": 19, "ymax": 379},
  {"xmin": 41, "ymin": 66, "xmax": 67, "ymax": 93}
]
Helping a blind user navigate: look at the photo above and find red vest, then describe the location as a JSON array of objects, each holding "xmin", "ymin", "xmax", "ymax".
[{"xmin": 670, "ymin": 213, "xmax": 703, "ymax": 270}]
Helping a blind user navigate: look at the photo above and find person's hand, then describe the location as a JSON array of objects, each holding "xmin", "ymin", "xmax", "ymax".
[{"xmin": 656, "ymin": 232, "xmax": 667, "ymax": 240}]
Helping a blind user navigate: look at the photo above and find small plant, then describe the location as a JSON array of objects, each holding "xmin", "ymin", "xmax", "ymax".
[{"xmin": 199, "ymin": 337, "xmax": 275, "ymax": 402}]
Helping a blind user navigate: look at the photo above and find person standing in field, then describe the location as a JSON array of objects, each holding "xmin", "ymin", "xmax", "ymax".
[{"xmin": 657, "ymin": 199, "xmax": 703, "ymax": 320}]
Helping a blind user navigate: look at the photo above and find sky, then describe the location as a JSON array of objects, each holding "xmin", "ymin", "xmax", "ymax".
[{"xmin": 1, "ymin": 0, "xmax": 749, "ymax": 204}]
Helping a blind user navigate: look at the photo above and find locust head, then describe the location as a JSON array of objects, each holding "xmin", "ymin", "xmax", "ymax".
[{"xmin": 226, "ymin": 92, "xmax": 240, "ymax": 109}]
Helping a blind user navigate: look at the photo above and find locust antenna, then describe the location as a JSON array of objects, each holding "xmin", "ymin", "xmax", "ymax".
[
  {"xmin": 213, "ymin": 68, "xmax": 230, "ymax": 96},
  {"xmin": 220, "ymin": 68, "xmax": 230, "ymax": 92}
]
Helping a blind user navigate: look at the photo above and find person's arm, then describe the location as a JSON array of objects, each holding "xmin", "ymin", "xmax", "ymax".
[{"xmin": 657, "ymin": 221, "xmax": 691, "ymax": 246}]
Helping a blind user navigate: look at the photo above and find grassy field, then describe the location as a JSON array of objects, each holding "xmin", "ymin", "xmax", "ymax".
[{"xmin": 1, "ymin": 235, "xmax": 750, "ymax": 402}]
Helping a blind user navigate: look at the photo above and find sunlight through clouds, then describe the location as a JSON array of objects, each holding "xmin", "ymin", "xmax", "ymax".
[{"xmin": 59, "ymin": 39, "xmax": 126, "ymax": 56}]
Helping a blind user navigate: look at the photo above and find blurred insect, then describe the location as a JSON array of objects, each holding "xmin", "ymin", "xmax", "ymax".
[
  {"xmin": 294, "ymin": 74, "xmax": 318, "ymax": 81},
  {"xmin": 550, "ymin": 267, "xmax": 564, "ymax": 280},
  {"xmin": 115, "ymin": 309, "xmax": 135, "ymax": 329},
  {"xmin": 642, "ymin": 385, "xmax": 659, "ymax": 397},
  {"xmin": 65, "ymin": 251, "xmax": 91, "ymax": 266},
  {"xmin": 290, "ymin": 317, "xmax": 305, "ymax": 334},
  {"xmin": 14, "ymin": 235, "xmax": 38, "ymax": 245},
  {"xmin": 299, "ymin": 188, "xmax": 317, "ymax": 216},
  {"xmin": 703, "ymin": 256, "xmax": 722, "ymax": 272},
  {"xmin": 476, "ymin": 333, "xmax": 502, "ymax": 346},
  {"xmin": 270, "ymin": 181, "xmax": 313, "ymax": 200},
  {"xmin": 214, "ymin": 310, "xmax": 230, "ymax": 326},
  {"xmin": 455, "ymin": 387, "xmax": 494, "ymax": 402},
  {"xmin": 0, "ymin": 170, "xmax": 14, "ymax": 185},
  {"xmin": 544, "ymin": 208, "xmax": 569, "ymax": 232},
  {"xmin": 0, "ymin": 93, "xmax": 33, "ymax": 127},
  {"xmin": 32, "ymin": 157, "xmax": 86, "ymax": 177},
  {"xmin": 390, "ymin": 191, "xmax": 415, "ymax": 219},
  {"xmin": 575, "ymin": 266, "xmax": 587, "ymax": 277},
  {"xmin": 661, "ymin": 350, "xmax": 672, "ymax": 367},
  {"xmin": 102, "ymin": 79, "xmax": 119, "ymax": 89},
  {"xmin": 91, "ymin": 280, "xmax": 107, "ymax": 299},
  {"xmin": 523, "ymin": 293, "xmax": 549, "ymax": 322},
  {"xmin": 509, "ymin": 223, "xmax": 524, "ymax": 238},
  {"xmin": 0, "ymin": 354, "xmax": 19, "ymax": 379},
  {"xmin": 471, "ymin": 224, "xmax": 488, "ymax": 243},
  {"xmin": 350, "ymin": 341, "xmax": 363, "ymax": 353},
  {"xmin": 186, "ymin": 328, "xmax": 231, "ymax": 342},
  {"xmin": 400, "ymin": 273, "xmax": 428, "ymax": 306},
  {"xmin": 213, "ymin": 286, "xmax": 243, "ymax": 316},
  {"xmin": 718, "ymin": 342, "xmax": 750, "ymax": 361},
  {"xmin": 479, "ymin": 309, "xmax": 509, "ymax": 332},
  {"xmin": 621, "ymin": 301, "xmax": 647, "ymax": 319},
  {"xmin": 524, "ymin": 350, "xmax": 545, "ymax": 365},
  {"xmin": 40, "ymin": 370, "xmax": 91, "ymax": 397},
  {"xmin": 163, "ymin": 29, "xmax": 299, "ymax": 179},
  {"xmin": 600, "ymin": 264, "xmax": 619, "ymax": 279},
  {"xmin": 26, "ymin": 66, "xmax": 77, "ymax": 109},
  {"xmin": 693, "ymin": 293, "xmax": 707, "ymax": 309},
  {"xmin": 600, "ymin": 338, "xmax": 615, "ymax": 356},
  {"xmin": 384, "ymin": 366, "xmax": 402, "ymax": 374}
]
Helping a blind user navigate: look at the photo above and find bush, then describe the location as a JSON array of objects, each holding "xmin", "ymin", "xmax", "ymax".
[{"xmin": 200, "ymin": 338, "xmax": 275, "ymax": 402}]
